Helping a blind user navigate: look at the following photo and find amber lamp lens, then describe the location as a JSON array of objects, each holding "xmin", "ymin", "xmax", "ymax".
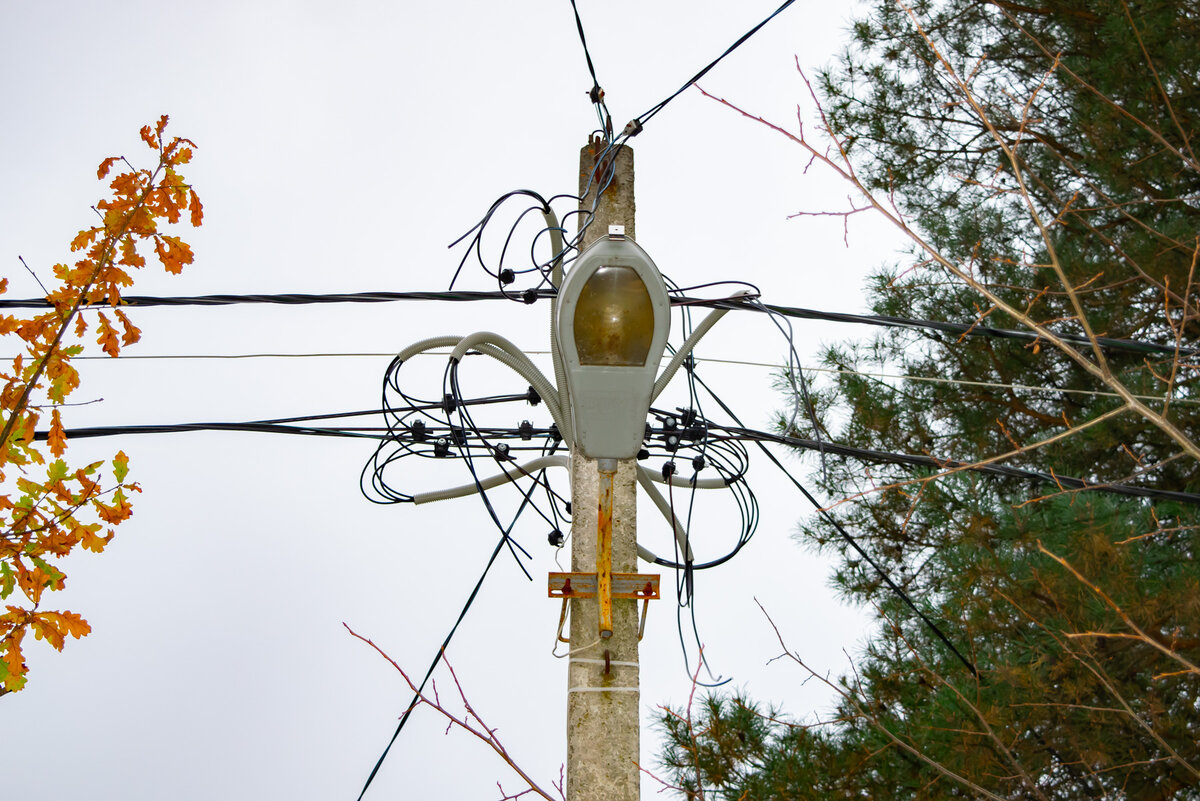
[{"xmin": 573, "ymin": 265, "xmax": 654, "ymax": 366}]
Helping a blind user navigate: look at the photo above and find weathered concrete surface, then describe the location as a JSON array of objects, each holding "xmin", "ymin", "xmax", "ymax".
[{"xmin": 567, "ymin": 454, "xmax": 640, "ymax": 801}]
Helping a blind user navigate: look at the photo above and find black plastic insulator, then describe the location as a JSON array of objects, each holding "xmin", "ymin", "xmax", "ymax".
[
  {"xmin": 499, "ymin": 268, "xmax": 516, "ymax": 285},
  {"xmin": 494, "ymin": 443, "xmax": 511, "ymax": 461},
  {"xmin": 678, "ymin": 407, "xmax": 697, "ymax": 427},
  {"xmin": 684, "ymin": 425, "xmax": 705, "ymax": 442},
  {"xmin": 662, "ymin": 461, "xmax": 677, "ymax": 481},
  {"xmin": 692, "ymin": 454, "xmax": 706, "ymax": 472},
  {"xmin": 636, "ymin": 448, "xmax": 649, "ymax": 461},
  {"xmin": 548, "ymin": 424, "xmax": 562, "ymax": 443},
  {"xmin": 434, "ymin": 437, "xmax": 450, "ymax": 458},
  {"xmin": 526, "ymin": 386, "xmax": 541, "ymax": 406},
  {"xmin": 441, "ymin": 393, "xmax": 456, "ymax": 414},
  {"xmin": 663, "ymin": 416, "xmax": 678, "ymax": 431},
  {"xmin": 522, "ymin": 288, "xmax": 538, "ymax": 304},
  {"xmin": 664, "ymin": 433, "xmax": 681, "ymax": 452},
  {"xmin": 409, "ymin": 419, "xmax": 427, "ymax": 442},
  {"xmin": 644, "ymin": 422, "xmax": 653, "ymax": 442},
  {"xmin": 564, "ymin": 501, "xmax": 572, "ymax": 515},
  {"xmin": 548, "ymin": 529, "xmax": 565, "ymax": 547},
  {"xmin": 518, "ymin": 420, "xmax": 534, "ymax": 441},
  {"xmin": 449, "ymin": 427, "xmax": 467, "ymax": 447}
]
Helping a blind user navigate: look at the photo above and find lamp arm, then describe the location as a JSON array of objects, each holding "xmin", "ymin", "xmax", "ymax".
[
  {"xmin": 636, "ymin": 465, "xmax": 695, "ymax": 562},
  {"xmin": 650, "ymin": 289, "xmax": 754, "ymax": 402},
  {"xmin": 412, "ymin": 455, "xmax": 571, "ymax": 504}
]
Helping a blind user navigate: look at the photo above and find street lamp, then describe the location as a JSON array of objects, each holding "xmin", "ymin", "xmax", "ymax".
[{"xmin": 555, "ymin": 226, "xmax": 671, "ymax": 462}]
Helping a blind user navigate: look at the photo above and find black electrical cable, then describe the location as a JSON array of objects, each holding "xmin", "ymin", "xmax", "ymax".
[
  {"xmin": 704, "ymin": 298, "xmax": 1200, "ymax": 360},
  {"xmin": 35, "ymin": 421, "xmax": 381, "ymax": 441},
  {"xmin": 446, "ymin": 358, "xmax": 536, "ymax": 576},
  {"xmin": 567, "ymin": 0, "xmax": 599, "ymax": 89},
  {"xmin": 629, "ymin": 0, "xmax": 797, "ymax": 133},
  {"xmin": 689, "ymin": 370, "xmax": 981, "ymax": 678},
  {"xmin": 561, "ymin": 0, "xmax": 616, "ymax": 142},
  {"xmin": 0, "ymin": 290, "xmax": 558, "ymax": 309}
]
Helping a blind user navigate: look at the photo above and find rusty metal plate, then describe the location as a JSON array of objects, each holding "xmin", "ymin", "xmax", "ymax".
[{"xmin": 548, "ymin": 572, "xmax": 660, "ymax": 600}]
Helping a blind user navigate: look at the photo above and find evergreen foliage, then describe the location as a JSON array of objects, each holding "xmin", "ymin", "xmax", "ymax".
[{"xmin": 660, "ymin": 2, "xmax": 1200, "ymax": 797}]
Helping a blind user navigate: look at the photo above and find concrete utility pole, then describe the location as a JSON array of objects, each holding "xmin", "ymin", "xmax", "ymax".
[{"xmin": 566, "ymin": 137, "xmax": 641, "ymax": 801}]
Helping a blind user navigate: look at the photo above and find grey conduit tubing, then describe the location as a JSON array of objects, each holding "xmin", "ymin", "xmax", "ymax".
[
  {"xmin": 393, "ymin": 334, "xmax": 568, "ymax": 435},
  {"xmin": 650, "ymin": 289, "xmax": 755, "ymax": 403},
  {"xmin": 451, "ymin": 332, "xmax": 568, "ymax": 434},
  {"xmin": 395, "ymin": 335, "xmax": 464, "ymax": 363},
  {"xmin": 412, "ymin": 456, "xmax": 571, "ymax": 504},
  {"xmin": 636, "ymin": 466, "xmax": 695, "ymax": 562},
  {"xmin": 642, "ymin": 469, "xmax": 729, "ymax": 490},
  {"xmin": 636, "ymin": 542, "xmax": 659, "ymax": 563}
]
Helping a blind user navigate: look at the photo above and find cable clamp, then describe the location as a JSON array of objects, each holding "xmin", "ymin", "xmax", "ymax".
[{"xmin": 622, "ymin": 118, "xmax": 643, "ymax": 138}]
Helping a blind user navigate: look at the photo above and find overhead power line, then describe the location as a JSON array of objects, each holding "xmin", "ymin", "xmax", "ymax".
[
  {"xmin": 4, "ymin": 289, "xmax": 1191, "ymax": 360},
  {"xmin": 717, "ymin": 424, "xmax": 1200, "ymax": 506},
  {"xmin": 0, "ymin": 290, "xmax": 554, "ymax": 309}
]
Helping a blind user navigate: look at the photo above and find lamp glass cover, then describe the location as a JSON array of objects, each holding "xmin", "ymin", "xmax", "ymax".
[{"xmin": 573, "ymin": 265, "xmax": 654, "ymax": 366}]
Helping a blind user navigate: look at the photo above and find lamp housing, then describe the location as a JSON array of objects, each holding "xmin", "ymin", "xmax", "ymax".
[{"xmin": 556, "ymin": 233, "xmax": 670, "ymax": 459}]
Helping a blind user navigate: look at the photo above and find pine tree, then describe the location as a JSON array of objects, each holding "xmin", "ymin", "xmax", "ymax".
[{"xmin": 660, "ymin": 2, "xmax": 1200, "ymax": 797}]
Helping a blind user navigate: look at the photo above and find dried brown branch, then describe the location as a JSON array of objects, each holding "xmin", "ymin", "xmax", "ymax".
[
  {"xmin": 1036, "ymin": 543, "xmax": 1200, "ymax": 677},
  {"xmin": 343, "ymin": 624, "xmax": 562, "ymax": 801}
]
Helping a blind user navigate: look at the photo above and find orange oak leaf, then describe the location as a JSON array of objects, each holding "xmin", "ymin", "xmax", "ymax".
[
  {"xmin": 95, "ymin": 312, "xmax": 120, "ymax": 357},
  {"xmin": 153, "ymin": 235, "xmax": 193, "ymax": 274},
  {"xmin": 96, "ymin": 157, "xmax": 119, "ymax": 180},
  {"xmin": 47, "ymin": 409, "xmax": 66, "ymax": 458},
  {"xmin": 113, "ymin": 308, "xmax": 140, "ymax": 346},
  {"xmin": 189, "ymin": 188, "xmax": 204, "ymax": 226}
]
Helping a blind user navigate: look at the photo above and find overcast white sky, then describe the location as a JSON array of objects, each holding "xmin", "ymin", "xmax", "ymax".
[{"xmin": 1, "ymin": 1, "xmax": 910, "ymax": 797}]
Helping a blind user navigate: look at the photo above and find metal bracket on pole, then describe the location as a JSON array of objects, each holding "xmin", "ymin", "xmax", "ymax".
[
  {"xmin": 550, "ymin": 572, "xmax": 661, "ymax": 643},
  {"xmin": 548, "ymin": 572, "xmax": 661, "ymax": 599}
]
